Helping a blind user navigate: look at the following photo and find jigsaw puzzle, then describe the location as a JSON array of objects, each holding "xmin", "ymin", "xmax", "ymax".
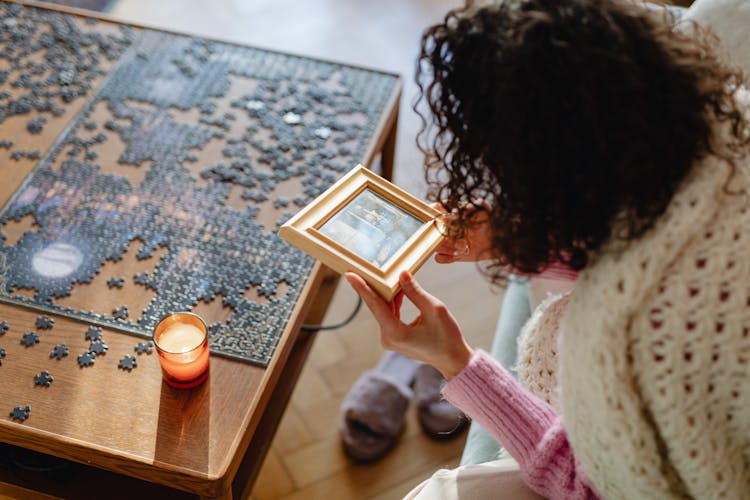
[
  {"xmin": 34, "ymin": 370, "xmax": 53, "ymax": 386},
  {"xmin": 89, "ymin": 339, "xmax": 107, "ymax": 356},
  {"xmin": 118, "ymin": 354, "xmax": 137, "ymax": 371},
  {"xmin": 10, "ymin": 405, "xmax": 30, "ymax": 421},
  {"xmin": 77, "ymin": 351, "xmax": 95, "ymax": 367},
  {"xmin": 135, "ymin": 341, "xmax": 153, "ymax": 354},
  {"xmin": 0, "ymin": 3, "xmax": 399, "ymax": 366},
  {"xmin": 20, "ymin": 331, "xmax": 39, "ymax": 347},
  {"xmin": 50, "ymin": 343, "xmax": 68, "ymax": 360},
  {"xmin": 84, "ymin": 326, "xmax": 102, "ymax": 342},
  {"xmin": 35, "ymin": 315, "xmax": 54, "ymax": 329}
]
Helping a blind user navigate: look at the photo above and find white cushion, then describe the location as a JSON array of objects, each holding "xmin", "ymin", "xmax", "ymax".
[{"xmin": 683, "ymin": 0, "xmax": 750, "ymax": 83}]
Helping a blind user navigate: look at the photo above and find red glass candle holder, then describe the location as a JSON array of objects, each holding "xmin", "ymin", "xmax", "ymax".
[{"xmin": 153, "ymin": 312, "xmax": 210, "ymax": 389}]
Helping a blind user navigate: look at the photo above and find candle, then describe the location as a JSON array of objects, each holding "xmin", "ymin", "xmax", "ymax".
[{"xmin": 153, "ymin": 312, "xmax": 210, "ymax": 389}]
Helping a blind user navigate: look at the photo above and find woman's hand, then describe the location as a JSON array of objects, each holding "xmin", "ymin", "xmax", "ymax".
[
  {"xmin": 345, "ymin": 270, "xmax": 473, "ymax": 380},
  {"xmin": 433, "ymin": 203, "xmax": 494, "ymax": 264}
]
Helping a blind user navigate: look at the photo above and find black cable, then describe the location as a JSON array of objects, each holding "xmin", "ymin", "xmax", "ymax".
[
  {"xmin": 9, "ymin": 447, "xmax": 71, "ymax": 473},
  {"xmin": 301, "ymin": 296, "xmax": 362, "ymax": 331}
]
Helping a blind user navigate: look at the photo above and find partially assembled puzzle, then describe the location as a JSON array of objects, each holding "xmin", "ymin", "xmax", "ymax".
[{"xmin": 0, "ymin": 3, "xmax": 399, "ymax": 366}]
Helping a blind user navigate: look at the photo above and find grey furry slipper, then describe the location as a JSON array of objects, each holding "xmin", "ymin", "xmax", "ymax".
[{"xmin": 339, "ymin": 351, "xmax": 420, "ymax": 462}]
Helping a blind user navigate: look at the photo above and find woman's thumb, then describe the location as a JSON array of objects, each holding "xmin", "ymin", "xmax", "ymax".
[{"xmin": 398, "ymin": 271, "xmax": 434, "ymax": 311}]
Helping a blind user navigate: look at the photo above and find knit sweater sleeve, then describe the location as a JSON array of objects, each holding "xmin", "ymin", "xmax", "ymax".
[{"xmin": 442, "ymin": 350, "xmax": 598, "ymax": 500}]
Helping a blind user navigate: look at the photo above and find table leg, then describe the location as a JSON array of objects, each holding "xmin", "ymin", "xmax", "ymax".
[
  {"xmin": 200, "ymin": 486, "xmax": 232, "ymax": 500},
  {"xmin": 379, "ymin": 105, "xmax": 399, "ymax": 182},
  {"xmin": 231, "ymin": 267, "xmax": 341, "ymax": 499}
]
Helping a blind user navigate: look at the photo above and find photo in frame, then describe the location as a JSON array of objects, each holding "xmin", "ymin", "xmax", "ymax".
[{"xmin": 279, "ymin": 165, "xmax": 445, "ymax": 301}]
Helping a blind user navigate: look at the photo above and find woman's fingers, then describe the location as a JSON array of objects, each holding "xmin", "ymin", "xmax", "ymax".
[
  {"xmin": 429, "ymin": 202, "xmax": 447, "ymax": 213},
  {"xmin": 398, "ymin": 271, "xmax": 439, "ymax": 313},
  {"xmin": 345, "ymin": 273, "xmax": 401, "ymax": 331},
  {"xmin": 390, "ymin": 289, "xmax": 405, "ymax": 318},
  {"xmin": 435, "ymin": 237, "xmax": 470, "ymax": 264},
  {"xmin": 436, "ymin": 238, "xmax": 469, "ymax": 255},
  {"xmin": 434, "ymin": 253, "xmax": 458, "ymax": 264}
]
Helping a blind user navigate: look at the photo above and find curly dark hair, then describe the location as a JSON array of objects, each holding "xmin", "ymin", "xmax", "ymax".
[{"xmin": 416, "ymin": 0, "xmax": 749, "ymax": 280}]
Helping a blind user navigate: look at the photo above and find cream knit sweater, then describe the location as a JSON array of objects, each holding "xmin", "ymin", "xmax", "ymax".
[{"xmin": 516, "ymin": 90, "xmax": 750, "ymax": 498}]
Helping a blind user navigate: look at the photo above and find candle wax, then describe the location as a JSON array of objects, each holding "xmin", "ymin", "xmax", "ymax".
[{"xmin": 158, "ymin": 323, "xmax": 205, "ymax": 353}]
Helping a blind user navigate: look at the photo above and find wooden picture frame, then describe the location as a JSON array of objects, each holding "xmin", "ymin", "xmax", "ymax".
[{"xmin": 279, "ymin": 165, "xmax": 445, "ymax": 301}]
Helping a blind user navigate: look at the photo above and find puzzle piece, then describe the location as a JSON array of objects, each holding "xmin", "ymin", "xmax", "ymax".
[
  {"xmin": 85, "ymin": 326, "xmax": 103, "ymax": 341},
  {"xmin": 107, "ymin": 277, "xmax": 125, "ymax": 288},
  {"xmin": 35, "ymin": 316, "xmax": 55, "ymax": 329},
  {"xmin": 0, "ymin": 6, "xmax": 132, "ymax": 137},
  {"xmin": 0, "ymin": 348, "xmax": 6, "ymax": 366},
  {"xmin": 27, "ymin": 116, "xmax": 46, "ymax": 135},
  {"xmin": 133, "ymin": 272, "xmax": 149, "ymax": 285},
  {"xmin": 89, "ymin": 340, "xmax": 108, "ymax": 356},
  {"xmin": 77, "ymin": 351, "xmax": 95, "ymax": 367},
  {"xmin": 0, "ymin": 320, "xmax": 8, "ymax": 335},
  {"xmin": 21, "ymin": 332, "xmax": 39, "ymax": 347},
  {"xmin": 273, "ymin": 198, "xmax": 290, "ymax": 209},
  {"xmin": 112, "ymin": 306, "xmax": 129, "ymax": 320},
  {"xmin": 135, "ymin": 341, "xmax": 154, "ymax": 355},
  {"xmin": 118, "ymin": 354, "xmax": 137, "ymax": 371},
  {"xmin": 34, "ymin": 370, "xmax": 53, "ymax": 386},
  {"xmin": 241, "ymin": 190, "xmax": 268, "ymax": 202},
  {"xmin": 10, "ymin": 405, "xmax": 30, "ymax": 422},
  {"xmin": 50, "ymin": 343, "xmax": 69, "ymax": 360}
]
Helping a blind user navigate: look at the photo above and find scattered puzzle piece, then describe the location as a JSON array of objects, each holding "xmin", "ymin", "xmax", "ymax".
[
  {"xmin": 107, "ymin": 277, "xmax": 125, "ymax": 289},
  {"xmin": 89, "ymin": 339, "xmax": 108, "ymax": 356},
  {"xmin": 118, "ymin": 355, "xmax": 137, "ymax": 371},
  {"xmin": 35, "ymin": 315, "xmax": 55, "ymax": 329},
  {"xmin": 0, "ymin": 348, "xmax": 6, "ymax": 366},
  {"xmin": 34, "ymin": 370, "xmax": 53, "ymax": 386},
  {"xmin": 27, "ymin": 116, "xmax": 46, "ymax": 135},
  {"xmin": 50, "ymin": 343, "xmax": 69, "ymax": 360},
  {"xmin": 77, "ymin": 351, "xmax": 95, "ymax": 367},
  {"xmin": 85, "ymin": 326, "xmax": 103, "ymax": 341},
  {"xmin": 273, "ymin": 197, "xmax": 290, "ymax": 209},
  {"xmin": 0, "ymin": 320, "xmax": 8, "ymax": 334},
  {"xmin": 10, "ymin": 405, "xmax": 30, "ymax": 422},
  {"xmin": 112, "ymin": 305, "xmax": 129, "ymax": 320},
  {"xmin": 133, "ymin": 272, "xmax": 149, "ymax": 285},
  {"xmin": 21, "ymin": 332, "xmax": 39, "ymax": 347},
  {"xmin": 135, "ymin": 341, "xmax": 154, "ymax": 354}
]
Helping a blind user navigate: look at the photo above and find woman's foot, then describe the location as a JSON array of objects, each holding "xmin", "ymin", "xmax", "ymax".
[
  {"xmin": 339, "ymin": 351, "xmax": 421, "ymax": 461},
  {"xmin": 414, "ymin": 363, "xmax": 468, "ymax": 439}
]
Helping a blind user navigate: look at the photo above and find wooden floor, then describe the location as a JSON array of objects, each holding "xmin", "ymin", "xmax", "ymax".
[{"xmin": 107, "ymin": 1, "xmax": 504, "ymax": 498}]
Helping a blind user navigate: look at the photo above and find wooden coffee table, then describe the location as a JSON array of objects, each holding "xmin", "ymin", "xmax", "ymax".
[{"xmin": 0, "ymin": 1, "xmax": 401, "ymax": 498}]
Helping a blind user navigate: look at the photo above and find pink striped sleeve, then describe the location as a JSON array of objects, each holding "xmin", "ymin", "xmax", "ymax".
[
  {"xmin": 536, "ymin": 261, "xmax": 579, "ymax": 281},
  {"xmin": 442, "ymin": 350, "xmax": 598, "ymax": 500},
  {"xmin": 504, "ymin": 261, "xmax": 579, "ymax": 281}
]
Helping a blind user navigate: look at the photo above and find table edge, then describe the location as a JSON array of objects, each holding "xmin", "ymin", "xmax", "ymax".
[{"xmin": 7, "ymin": 0, "xmax": 403, "ymax": 80}]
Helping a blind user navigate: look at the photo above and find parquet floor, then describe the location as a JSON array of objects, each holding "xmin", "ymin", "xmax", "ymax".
[
  {"xmin": 249, "ymin": 258, "xmax": 502, "ymax": 500},
  {"xmin": 108, "ymin": 1, "xmax": 504, "ymax": 498}
]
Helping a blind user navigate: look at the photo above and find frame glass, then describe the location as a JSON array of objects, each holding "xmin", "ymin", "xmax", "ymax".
[{"xmin": 279, "ymin": 165, "xmax": 445, "ymax": 301}]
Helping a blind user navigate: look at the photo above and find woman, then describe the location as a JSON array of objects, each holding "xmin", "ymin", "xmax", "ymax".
[{"xmin": 345, "ymin": 0, "xmax": 750, "ymax": 498}]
